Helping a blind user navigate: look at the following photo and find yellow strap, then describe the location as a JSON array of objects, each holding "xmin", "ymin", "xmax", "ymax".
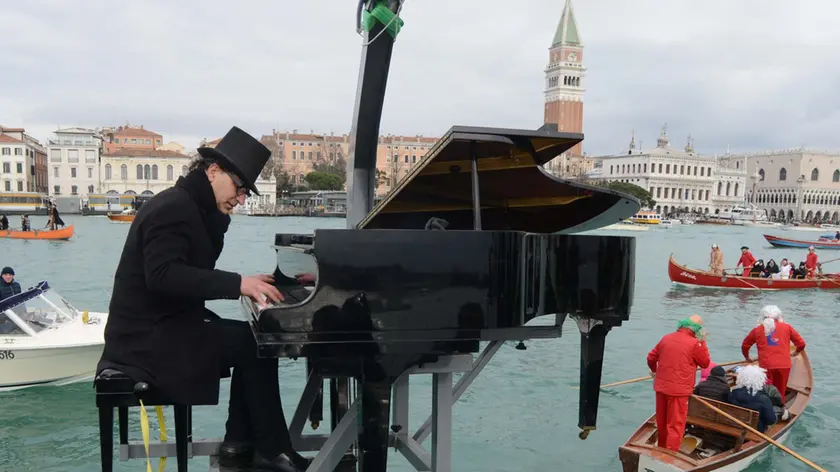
[
  {"xmin": 138, "ymin": 401, "xmax": 169, "ymax": 472},
  {"xmin": 156, "ymin": 406, "xmax": 168, "ymax": 472},
  {"xmin": 138, "ymin": 400, "xmax": 152, "ymax": 472}
]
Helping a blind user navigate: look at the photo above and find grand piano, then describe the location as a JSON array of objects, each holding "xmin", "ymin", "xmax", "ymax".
[{"xmin": 242, "ymin": 125, "xmax": 639, "ymax": 472}]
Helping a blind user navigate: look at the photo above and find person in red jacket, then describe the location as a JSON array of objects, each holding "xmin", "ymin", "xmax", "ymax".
[
  {"xmin": 742, "ymin": 305, "xmax": 806, "ymax": 403},
  {"xmin": 736, "ymin": 246, "xmax": 757, "ymax": 277},
  {"xmin": 647, "ymin": 315, "xmax": 711, "ymax": 451},
  {"xmin": 805, "ymin": 246, "xmax": 819, "ymax": 278}
]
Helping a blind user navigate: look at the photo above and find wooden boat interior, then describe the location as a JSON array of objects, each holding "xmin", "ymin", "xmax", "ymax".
[{"xmin": 620, "ymin": 350, "xmax": 812, "ymax": 470}]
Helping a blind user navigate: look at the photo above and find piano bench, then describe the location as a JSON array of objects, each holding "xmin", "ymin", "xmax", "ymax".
[{"xmin": 94, "ymin": 368, "xmax": 198, "ymax": 472}]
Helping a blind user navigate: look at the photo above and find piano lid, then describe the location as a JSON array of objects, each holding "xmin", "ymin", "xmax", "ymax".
[{"xmin": 358, "ymin": 125, "xmax": 641, "ymax": 233}]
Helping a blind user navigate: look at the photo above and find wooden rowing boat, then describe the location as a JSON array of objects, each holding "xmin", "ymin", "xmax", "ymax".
[
  {"xmin": 668, "ymin": 255, "xmax": 840, "ymax": 290},
  {"xmin": 618, "ymin": 350, "xmax": 813, "ymax": 471},
  {"xmin": 106, "ymin": 212, "xmax": 135, "ymax": 223},
  {"xmin": 0, "ymin": 224, "xmax": 74, "ymax": 240},
  {"xmin": 764, "ymin": 233, "xmax": 840, "ymax": 250}
]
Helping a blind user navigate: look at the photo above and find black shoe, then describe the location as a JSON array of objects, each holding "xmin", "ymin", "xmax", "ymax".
[
  {"xmin": 218, "ymin": 441, "xmax": 254, "ymax": 467},
  {"xmin": 252, "ymin": 451, "xmax": 304, "ymax": 472}
]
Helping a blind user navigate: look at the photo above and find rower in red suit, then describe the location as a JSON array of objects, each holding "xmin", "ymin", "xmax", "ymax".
[
  {"xmin": 742, "ymin": 305, "xmax": 806, "ymax": 404},
  {"xmin": 647, "ymin": 315, "xmax": 711, "ymax": 451},
  {"xmin": 736, "ymin": 246, "xmax": 757, "ymax": 277},
  {"xmin": 805, "ymin": 246, "xmax": 819, "ymax": 278}
]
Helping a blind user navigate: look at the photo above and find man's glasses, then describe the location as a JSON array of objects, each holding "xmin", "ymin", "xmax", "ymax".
[{"xmin": 225, "ymin": 170, "xmax": 251, "ymax": 197}]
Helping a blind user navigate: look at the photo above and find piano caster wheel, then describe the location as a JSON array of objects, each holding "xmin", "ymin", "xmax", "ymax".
[
  {"xmin": 578, "ymin": 430, "xmax": 590, "ymax": 440},
  {"xmin": 390, "ymin": 425, "xmax": 403, "ymax": 433},
  {"xmin": 311, "ymin": 421, "xmax": 320, "ymax": 430},
  {"xmin": 515, "ymin": 341, "xmax": 526, "ymax": 350}
]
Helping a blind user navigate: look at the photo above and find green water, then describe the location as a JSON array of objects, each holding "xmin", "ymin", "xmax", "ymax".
[{"xmin": 0, "ymin": 217, "xmax": 837, "ymax": 471}]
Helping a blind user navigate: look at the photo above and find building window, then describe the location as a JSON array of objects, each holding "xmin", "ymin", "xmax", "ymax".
[
  {"xmin": 833, "ymin": 170, "xmax": 840, "ymax": 183},
  {"xmin": 14, "ymin": 148, "xmax": 22, "ymax": 155},
  {"xmin": 181, "ymin": 166, "xmax": 187, "ymax": 176},
  {"xmin": 145, "ymin": 139, "xmax": 151, "ymax": 145},
  {"xmin": 811, "ymin": 168, "xmax": 819, "ymax": 181},
  {"xmin": 152, "ymin": 164, "xmax": 158, "ymax": 180},
  {"xmin": 1, "ymin": 148, "xmax": 9, "ymax": 155},
  {"xmin": 50, "ymin": 149, "xmax": 62, "ymax": 162},
  {"xmin": 71, "ymin": 167, "xmax": 77, "ymax": 178},
  {"xmin": 779, "ymin": 168, "xmax": 787, "ymax": 181},
  {"xmin": 71, "ymin": 185, "xmax": 78, "ymax": 195},
  {"xmin": 758, "ymin": 169, "xmax": 765, "ymax": 181},
  {"xmin": 88, "ymin": 185, "xmax": 94, "ymax": 193},
  {"xmin": 136, "ymin": 164, "xmax": 143, "ymax": 179},
  {"xmin": 121, "ymin": 164, "xmax": 128, "ymax": 180},
  {"xmin": 167, "ymin": 165, "xmax": 173, "ymax": 181},
  {"xmin": 2, "ymin": 163, "xmax": 9, "ymax": 173},
  {"xmin": 53, "ymin": 185, "xmax": 59, "ymax": 194},
  {"xmin": 88, "ymin": 167, "xmax": 94, "ymax": 178},
  {"xmin": 292, "ymin": 151, "xmax": 296, "ymax": 160},
  {"xmin": 144, "ymin": 164, "xmax": 151, "ymax": 180},
  {"xmin": 17, "ymin": 181, "xmax": 22, "ymax": 191},
  {"xmin": 54, "ymin": 167, "xmax": 59, "ymax": 177},
  {"xmin": 16, "ymin": 163, "xmax": 22, "ymax": 174},
  {"xmin": 132, "ymin": 139, "xmax": 137, "ymax": 144}
]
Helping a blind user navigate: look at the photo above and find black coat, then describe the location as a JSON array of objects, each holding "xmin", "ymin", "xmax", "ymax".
[
  {"xmin": 0, "ymin": 280, "xmax": 22, "ymax": 300},
  {"xmin": 96, "ymin": 170, "xmax": 242, "ymax": 405},
  {"xmin": 693, "ymin": 375, "xmax": 730, "ymax": 403}
]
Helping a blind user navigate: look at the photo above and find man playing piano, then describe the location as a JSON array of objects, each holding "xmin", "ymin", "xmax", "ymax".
[{"xmin": 96, "ymin": 126, "xmax": 309, "ymax": 472}]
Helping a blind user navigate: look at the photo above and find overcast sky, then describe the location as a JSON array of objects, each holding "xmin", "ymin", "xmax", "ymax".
[{"xmin": 2, "ymin": 0, "xmax": 839, "ymax": 157}]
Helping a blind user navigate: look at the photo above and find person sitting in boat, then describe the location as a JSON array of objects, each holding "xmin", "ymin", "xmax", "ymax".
[
  {"xmin": 0, "ymin": 267, "xmax": 22, "ymax": 300},
  {"xmin": 708, "ymin": 244, "xmax": 724, "ymax": 276},
  {"xmin": 741, "ymin": 305, "xmax": 806, "ymax": 404},
  {"xmin": 834, "ymin": 230, "xmax": 840, "ymax": 241},
  {"xmin": 728, "ymin": 365, "xmax": 778, "ymax": 433},
  {"xmin": 748, "ymin": 259, "xmax": 765, "ymax": 278},
  {"xmin": 693, "ymin": 365, "xmax": 730, "ymax": 403},
  {"xmin": 761, "ymin": 259, "xmax": 779, "ymax": 278},
  {"xmin": 646, "ymin": 315, "xmax": 710, "ymax": 452},
  {"xmin": 0, "ymin": 214, "xmax": 8, "ymax": 230},
  {"xmin": 736, "ymin": 246, "xmax": 757, "ymax": 277},
  {"xmin": 805, "ymin": 246, "xmax": 818, "ymax": 278},
  {"xmin": 778, "ymin": 258, "xmax": 792, "ymax": 279},
  {"xmin": 20, "ymin": 214, "xmax": 30, "ymax": 232},
  {"xmin": 761, "ymin": 382, "xmax": 790, "ymax": 421}
]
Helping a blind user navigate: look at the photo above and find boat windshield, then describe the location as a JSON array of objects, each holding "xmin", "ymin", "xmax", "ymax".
[{"xmin": 0, "ymin": 289, "xmax": 79, "ymax": 336}]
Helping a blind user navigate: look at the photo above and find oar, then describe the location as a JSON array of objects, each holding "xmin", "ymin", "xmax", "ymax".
[
  {"xmin": 733, "ymin": 276, "xmax": 762, "ymax": 291},
  {"xmin": 570, "ymin": 359, "xmax": 750, "ymax": 390},
  {"xmin": 691, "ymin": 394, "xmax": 827, "ymax": 472}
]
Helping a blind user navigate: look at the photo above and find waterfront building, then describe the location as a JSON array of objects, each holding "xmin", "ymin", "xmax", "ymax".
[
  {"xmin": 0, "ymin": 125, "xmax": 48, "ymax": 193},
  {"xmin": 101, "ymin": 124, "xmax": 163, "ymax": 153},
  {"xmin": 542, "ymin": 0, "xmax": 594, "ymax": 179},
  {"xmin": 100, "ymin": 148, "xmax": 191, "ymax": 196},
  {"xmin": 591, "ymin": 126, "xmax": 747, "ymax": 216},
  {"xmin": 740, "ymin": 147, "xmax": 840, "ymax": 223},
  {"xmin": 46, "ymin": 127, "xmax": 102, "ymax": 197}
]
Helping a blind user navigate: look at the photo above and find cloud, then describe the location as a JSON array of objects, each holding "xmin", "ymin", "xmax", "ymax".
[{"xmin": 1, "ymin": 0, "xmax": 839, "ymax": 157}]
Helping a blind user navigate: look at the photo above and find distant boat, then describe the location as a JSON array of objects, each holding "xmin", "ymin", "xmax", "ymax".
[
  {"xmin": 764, "ymin": 234, "xmax": 840, "ymax": 250},
  {"xmin": 668, "ymin": 254, "xmax": 840, "ymax": 290},
  {"xmin": 107, "ymin": 210, "xmax": 135, "ymax": 223},
  {"xmin": 718, "ymin": 204, "xmax": 769, "ymax": 225},
  {"xmin": 0, "ymin": 224, "xmax": 74, "ymax": 240},
  {"xmin": 630, "ymin": 210, "xmax": 661, "ymax": 225}
]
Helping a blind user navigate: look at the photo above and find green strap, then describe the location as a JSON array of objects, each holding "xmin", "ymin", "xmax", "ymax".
[{"xmin": 362, "ymin": 0, "xmax": 404, "ymax": 39}]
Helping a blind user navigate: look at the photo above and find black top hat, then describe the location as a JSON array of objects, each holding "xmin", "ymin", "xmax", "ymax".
[
  {"xmin": 741, "ymin": 246, "xmax": 749, "ymax": 250},
  {"xmin": 197, "ymin": 126, "xmax": 270, "ymax": 196}
]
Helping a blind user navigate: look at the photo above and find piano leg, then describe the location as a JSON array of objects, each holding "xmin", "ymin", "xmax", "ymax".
[
  {"xmin": 358, "ymin": 379, "xmax": 392, "ymax": 472},
  {"xmin": 574, "ymin": 317, "xmax": 612, "ymax": 440},
  {"xmin": 307, "ymin": 360, "xmax": 324, "ymax": 430}
]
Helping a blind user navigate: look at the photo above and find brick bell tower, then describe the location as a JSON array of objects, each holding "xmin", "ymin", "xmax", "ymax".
[{"xmin": 544, "ymin": 0, "xmax": 585, "ymax": 158}]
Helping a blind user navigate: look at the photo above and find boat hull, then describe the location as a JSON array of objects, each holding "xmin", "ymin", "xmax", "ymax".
[
  {"xmin": 107, "ymin": 213, "xmax": 135, "ymax": 222},
  {"xmin": 764, "ymin": 234, "xmax": 840, "ymax": 249},
  {"xmin": 668, "ymin": 255, "xmax": 840, "ymax": 289},
  {"xmin": 0, "ymin": 342, "xmax": 105, "ymax": 391},
  {"xmin": 0, "ymin": 224, "xmax": 74, "ymax": 240}
]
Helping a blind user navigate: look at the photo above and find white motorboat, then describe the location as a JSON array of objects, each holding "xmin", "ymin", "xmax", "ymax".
[
  {"xmin": 718, "ymin": 204, "xmax": 769, "ymax": 225},
  {"xmin": 0, "ymin": 281, "xmax": 108, "ymax": 391}
]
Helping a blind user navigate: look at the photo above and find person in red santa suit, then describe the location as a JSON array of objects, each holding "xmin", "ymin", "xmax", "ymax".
[
  {"xmin": 742, "ymin": 305, "xmax": 806, "ymax": 403},
  {"xmin": 736, "ymin": 246, "xmax": 757, "ymax": 277},
  {"xmin": 647, "ymin": 315, "xmax": 710, "ymax": 451},
  {"xmin": 805, "ymin": 246, "xmax": 819, "ymax": 278}
]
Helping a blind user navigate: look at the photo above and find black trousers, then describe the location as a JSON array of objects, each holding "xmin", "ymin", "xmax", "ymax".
[{"xmin": 218, "ymin": 318, "xmax": 293, "ymax": 457}]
